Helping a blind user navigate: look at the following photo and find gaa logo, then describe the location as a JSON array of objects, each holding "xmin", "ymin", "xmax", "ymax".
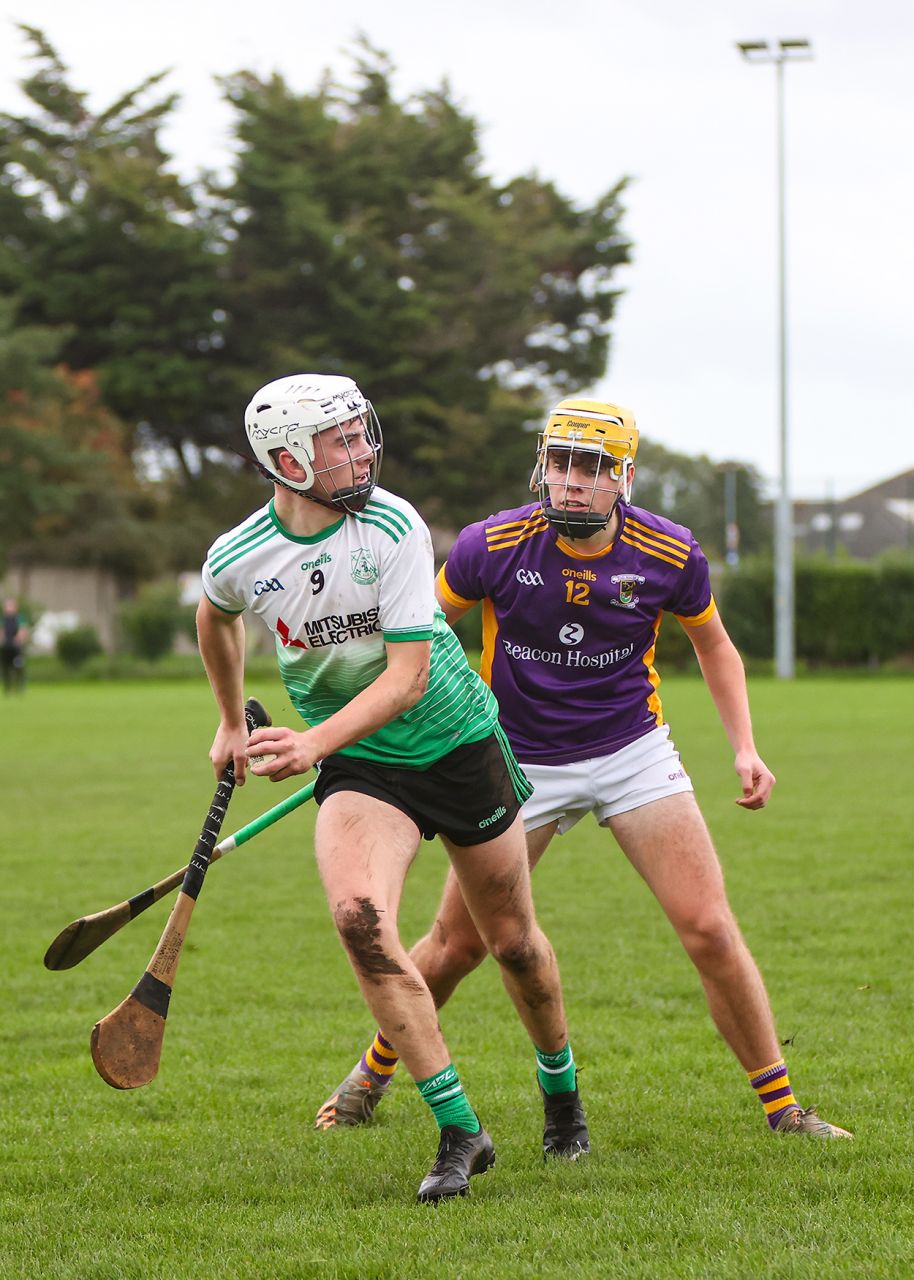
[
  {"xmin": 559, "ymin": 623, "xmax": 584, "ymax": 645},
  {"xmin": 254, "ymin": 578, "xmax": 285, "ymax": 595},
  {"xmin": 515, "ymin": 569, "xmax": 544, "ymax": 587}
]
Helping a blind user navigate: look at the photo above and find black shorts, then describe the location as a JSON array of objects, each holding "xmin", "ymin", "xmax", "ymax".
[{"xmin": 314, "ymin": 728, "xmax": 532, "ymax": 847}]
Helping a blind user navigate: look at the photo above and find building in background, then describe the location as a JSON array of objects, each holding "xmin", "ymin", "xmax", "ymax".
[{"xmin": 794, "ymin": 469, "xmax": 914, "ymax": 560}]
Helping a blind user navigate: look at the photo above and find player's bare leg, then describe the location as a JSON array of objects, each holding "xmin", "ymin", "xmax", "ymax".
[
  {"xmin": 440, "ymin": 816, "xmax": 566, "ymax": 1053},
  {"xmin": 414, "ymin": 820, "xmax": 559, "ymax": 1006},
  {"xmin": 606, "ymin": 792, "xmax": 779, "ymax": 1068},
  {"xmin": 441, "ymin": 815, "xmax": 587, "ymax": 1157},
  {"xmin": 314, "ymin": 793, "xmax": 452, "ymax": 1080},
  {"xmin": 315, "ymin": 791, "xmax": 498, "ymax": 1197},
  {"xmin": 608, "ymin": 792, "xmax": 851, "ymax": 1136},
  {"xmin": 317, "ymin": 815, "xmax": 588, "ymax": 1156}
]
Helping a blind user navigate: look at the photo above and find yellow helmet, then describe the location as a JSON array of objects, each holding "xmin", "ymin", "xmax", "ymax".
[
  {"xmin": 533, "ymin": 398, "xmax": 638, "ymax": 537},
  {"xmin": 542, "ymin": 398, "xmax": 638, "ymax": 462}
]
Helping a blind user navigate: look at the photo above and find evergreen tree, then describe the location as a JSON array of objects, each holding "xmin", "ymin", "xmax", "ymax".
[
  {"xmin": 213, "ymin": 42, "xmax": 631, "ymax": 524},
  {"xmin": 0, "ymin": 26, "xmax": 221, "ymax": 479}
]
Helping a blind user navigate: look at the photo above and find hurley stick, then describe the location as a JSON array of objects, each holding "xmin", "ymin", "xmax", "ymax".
[
  {"xmin": 44, "ymin": 781, "xmax": 315, "ymax": 971},
  {"xmin": 90, "ymin": 697, "xmax": 270, "ymax": 1089}
]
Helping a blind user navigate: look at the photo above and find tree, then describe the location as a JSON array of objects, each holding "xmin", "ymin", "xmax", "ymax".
[
  {"xmin": 0, "ymin": 298, "xmax": 161, "ymax": 576},
  {"xmin": 0, "ymin": 26, "xmax": 222, "ymax": 480},
  {"xmin": 632, "ymin": 440, "xmax": 769, "ymax": 560},
  {"xmin": 212, "ymin": 42, "xmax": 631, "ymax": 524}
]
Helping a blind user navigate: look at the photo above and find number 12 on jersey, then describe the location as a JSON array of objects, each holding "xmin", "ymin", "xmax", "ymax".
[{"xmin": 565, "ymin": 581, "xmax": 590, "ymax": 606}]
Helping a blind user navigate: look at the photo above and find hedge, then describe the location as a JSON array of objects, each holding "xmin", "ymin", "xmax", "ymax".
[{"xmin": 720, "ymin": 555, "xmax": 914, "ymax": 665}]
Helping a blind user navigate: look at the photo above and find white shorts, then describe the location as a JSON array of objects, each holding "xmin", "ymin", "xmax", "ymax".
[{"xmin": 519, "ymin": 725, "xmax": 694, "ymax": 835}]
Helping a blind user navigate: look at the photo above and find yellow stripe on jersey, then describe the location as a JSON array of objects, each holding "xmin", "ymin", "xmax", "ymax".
[
  {"xmin": 486, "ymin": 512, "xmax": 546, "ymax": 534},
  {"xmin": 626, "ymin": 517, "xmax": 691, "ymax": 554},
  {"xmin": 675, "ymin": 597, "xmax": 717, "ymax": 628},
  {"xmin": 622, "ymin": 525, "xmax": 690, "ymax": 565},
  {"xmin": 485, "ymin": 515, "xmax": 549, "ymax": 551},
  {"xmin": 620, "ymin": 533, "xmax": 688, "ymax": 570},
  {"xmin": 437, "ymin": 565, "xmax": 480, "ymax": 610},
  {"xmin": 479, "ymin": 599, "xmax": 498, "ymax": 686},
  {"xmin": 643, "ymin": 613, "xmax": 664, "ymax": 727}
]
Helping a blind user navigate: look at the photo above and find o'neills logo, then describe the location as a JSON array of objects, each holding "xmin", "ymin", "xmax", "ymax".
[
  {"xmin": 479, "ymin": 805, "xmax": 507, "ymax": 829},
  {"xmin": 301, "ymin": 551, "xmax": 332, "ymax": 571}
]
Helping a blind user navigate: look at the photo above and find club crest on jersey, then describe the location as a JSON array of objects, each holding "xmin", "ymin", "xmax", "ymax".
[
  {"xmin": 350, "ymin": 547, "xmax": 379, "ymax": 585},
  {"xmin": 611, "ymin": 573, "xmax": 645, "ymax": 609}
]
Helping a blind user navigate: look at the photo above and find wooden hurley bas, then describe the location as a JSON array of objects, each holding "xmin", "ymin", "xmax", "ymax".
[
  {"xmin": 91, "ymin": 895, "xmax": 195, "ymax": 1089},
  {"xmin": 89, "ymin": 697, "xmax": 270, "ymax": 1090}
]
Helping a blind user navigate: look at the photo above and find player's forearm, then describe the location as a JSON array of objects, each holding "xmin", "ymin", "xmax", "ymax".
[
  {"xmin": 695, "ymin": 638, "xmax": 757, "ymax": 755},
  {"xmin": 305, "ymin": 662, "xmax": 427, "ymax": 759},
  {"xmin": 196, "ymin": 603, "xmax": 247, "ymax": 726}
]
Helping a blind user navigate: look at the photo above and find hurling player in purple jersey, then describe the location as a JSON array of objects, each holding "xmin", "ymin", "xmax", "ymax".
[{"xmin": 317, "ymin": 397, "xmax": 851, "ymax": 1141}]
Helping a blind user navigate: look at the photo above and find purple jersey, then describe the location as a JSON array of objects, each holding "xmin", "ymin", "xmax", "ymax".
[{"xmin": 438, "ymin": 501, "xmax": 715, "ymax": 765}]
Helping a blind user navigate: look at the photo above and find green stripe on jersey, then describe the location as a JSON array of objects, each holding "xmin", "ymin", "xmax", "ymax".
[
  {"xmin": 363, "ymin": 499, "xmax": 412, "ymax": 537},
  {"xmin": 210, "ymin": 525, "xmax": 280, "ymax": 576},
  {"xmin": 203, "ymin": 590, "xmax": 244, "ymax": 616},
  {"xmin": 352, "ymin": 509, "xmax": 404, "ymax": 543},
  {"xmin": 384, "ymin": 627, "xmax": 434, "ymax": 642},
  {"xmin": 208, "ymin": 512, "xmax": 272, "ymax": 567}
]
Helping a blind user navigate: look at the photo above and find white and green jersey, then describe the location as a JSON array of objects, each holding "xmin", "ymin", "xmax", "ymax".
[{"xmin": 201, "ymin": 489, "xmax": 499, "ymax": 768}]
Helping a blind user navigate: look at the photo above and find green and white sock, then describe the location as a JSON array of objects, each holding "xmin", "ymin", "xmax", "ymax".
[
  {"xmin": 416, "ymin": 1063, "xmax": 480, "ymax": 1134},
  {"xmin": 536, "ymin": 1042, "xmax": 576, "ymax": 1095}
]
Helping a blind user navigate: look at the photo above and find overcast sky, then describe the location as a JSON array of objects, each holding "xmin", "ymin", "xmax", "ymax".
[{"xmin": 2, "ymin": 0, "xmax": 911, "ymax": 499}]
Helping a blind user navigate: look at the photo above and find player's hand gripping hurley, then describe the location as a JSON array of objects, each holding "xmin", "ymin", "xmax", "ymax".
[{"xmin": 90, "ymin": 697, "xmax": 270, "ymax": 1089}]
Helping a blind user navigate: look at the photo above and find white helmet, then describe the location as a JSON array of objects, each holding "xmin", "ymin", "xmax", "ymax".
[{"xmin": 244, "ymin": 373, "xmax": 382, "ymax": 513}]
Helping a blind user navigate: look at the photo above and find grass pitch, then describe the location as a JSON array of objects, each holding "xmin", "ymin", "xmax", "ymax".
[{"xmin": 2, "ymin": 676, "xmax": 912, "ymax": 1279}]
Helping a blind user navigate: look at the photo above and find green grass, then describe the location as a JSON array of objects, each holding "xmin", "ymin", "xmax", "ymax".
[{"xmin": 2, "ymin": 677, "xmax": 912, "ymax": 1278}]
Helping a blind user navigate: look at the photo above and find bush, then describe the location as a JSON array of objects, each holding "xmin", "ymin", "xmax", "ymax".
[
  {"xmin": 721, "ymin": 553, "xmax": 914, "ymax": 666},
  {"xmin": 55, "ymin": 624, "xmax": 103, "ymax": 668},
  {"xmin": 118, "ymin": 584, "xmax": 184, "ymax": 662}
]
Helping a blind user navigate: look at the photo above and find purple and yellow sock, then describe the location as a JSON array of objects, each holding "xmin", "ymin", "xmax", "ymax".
[
  {"xmin": 360, "ymin": 1031, "xmax": 400, "ymax": 1087},
  {"xmin": 748, "ymin": 1058, "xmax": 798, "ymax": 1128}
]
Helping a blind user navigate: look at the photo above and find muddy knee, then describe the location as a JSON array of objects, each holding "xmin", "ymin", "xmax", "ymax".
[
  {"xmin": 333, "ymin": 896, "xmax": 405, "ymax": 979},
  {"xmin": 489, "ymin": 930, "xmax": 540, "ymax": 975}
]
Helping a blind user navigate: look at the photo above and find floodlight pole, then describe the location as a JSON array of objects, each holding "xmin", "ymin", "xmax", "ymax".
[{"xmin": 737, "ymin": 38, "xmax": 812, "ymax": 679}]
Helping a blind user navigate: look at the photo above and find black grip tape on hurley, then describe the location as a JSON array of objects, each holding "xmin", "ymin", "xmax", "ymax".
[{"xmin": 180, "ymin": 698, "xmax": 271, "ymax": 901}]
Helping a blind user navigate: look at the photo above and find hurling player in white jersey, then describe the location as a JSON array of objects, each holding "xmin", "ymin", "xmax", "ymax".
[
  {"xmin": 197, "ymin": 373, "xmax": 590, "ymax": 1203},
  {"xmin": 319, "ymin": 397, "xmax": 852, "ymax": 1141}
]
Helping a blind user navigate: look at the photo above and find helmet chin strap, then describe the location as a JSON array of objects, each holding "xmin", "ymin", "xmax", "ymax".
[
  {"xmin": 261, "ymin": 467, "xmax": 374, "ymax": 515},
  {"xmin": 543, "ymin": 493, "xmax": 623, "ymax": 539}
]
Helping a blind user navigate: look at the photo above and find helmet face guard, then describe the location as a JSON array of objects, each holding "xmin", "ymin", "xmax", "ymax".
[
  {"xmin": 244, "ymin": 374, "xmax": 383, "ymax": 514},
  {"xmin": 531, "ymin": 399, "xmax": 638, "ymax": 538}
]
